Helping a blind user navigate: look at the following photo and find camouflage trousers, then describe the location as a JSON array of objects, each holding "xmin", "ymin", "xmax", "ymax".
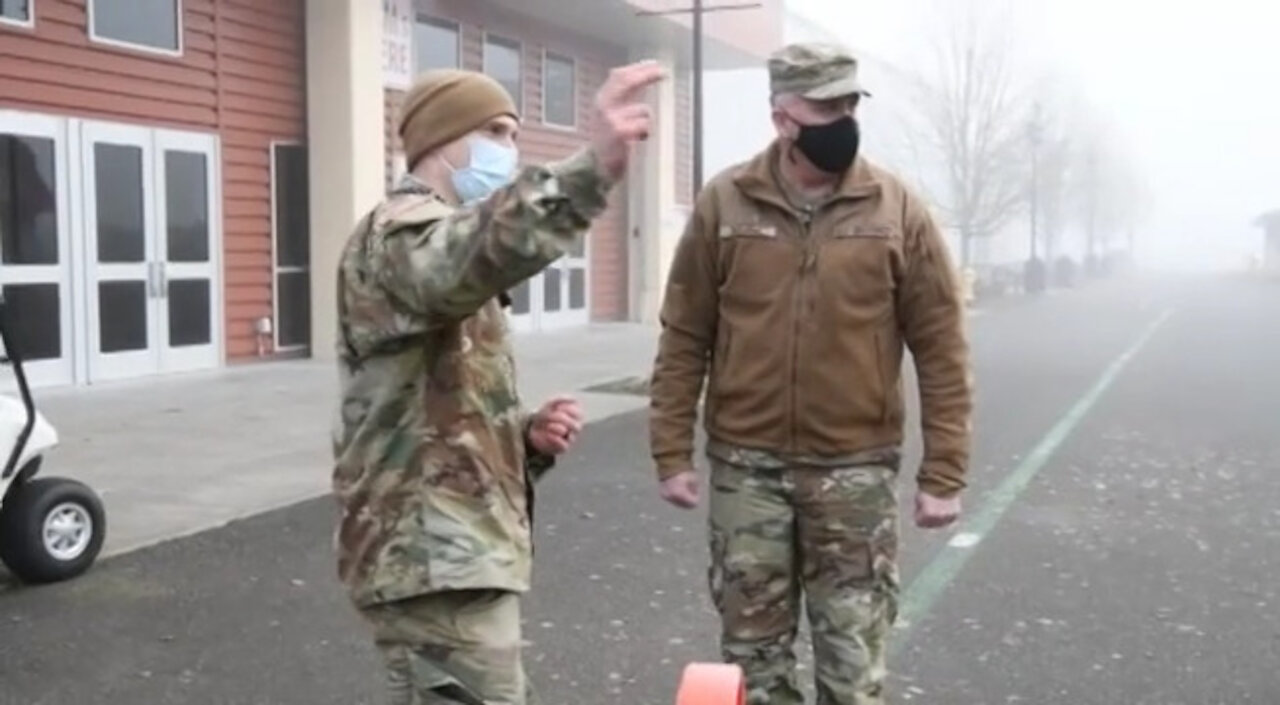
[
  {"xmin": 707, "ymin": 457, "xmax": 901, "ymax": 705},
  {"xmin": 358, "ymin": 590, "xmax": 536, "ymax": 705}
]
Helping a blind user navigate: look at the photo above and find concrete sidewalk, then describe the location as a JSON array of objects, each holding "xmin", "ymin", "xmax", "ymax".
[{"xmin": 30, "ymin": 324, "xmax": 660, "ymax": 558}]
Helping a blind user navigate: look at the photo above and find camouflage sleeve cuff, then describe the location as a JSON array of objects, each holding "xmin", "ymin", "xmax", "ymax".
[
  {"xmin": 544, "ymin": 148, "xmax": 615, "ymax": 226},
  {"xmin": 522, "ymin": 416, "xmax": 557, "ymax": 482}
]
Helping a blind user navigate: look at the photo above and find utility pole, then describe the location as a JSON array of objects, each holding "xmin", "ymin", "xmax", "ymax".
[
  {"xmin": 692, "ymin": 0, "xmax": 704, "ymax": 192},
  {"xmin": 1086, "ymin": 148, "xmax": 1098, "ymax": 273},
  {"xmin": 1026, "ymin": 102, "xmax": 1043, "ymax": 261},
  {"xmin": 636, "ymin": 1, "xmax": 761, "ymax": 200},
  {"xmin": 1023, "ymin": 102, "xmax": 1044, "ymax": 293}
]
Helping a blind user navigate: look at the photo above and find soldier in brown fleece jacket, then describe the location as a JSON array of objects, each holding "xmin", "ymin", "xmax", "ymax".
[{"xmin": 647, "ymin": 42, "xmax": 974, "ymax": 705}]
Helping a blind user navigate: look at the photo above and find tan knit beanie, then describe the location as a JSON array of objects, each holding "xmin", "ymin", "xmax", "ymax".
[{"xmin": 398, "ymin": 69, "xmax": 520, "ymax": 170}]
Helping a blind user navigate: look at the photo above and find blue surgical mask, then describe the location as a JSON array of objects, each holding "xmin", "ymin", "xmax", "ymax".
[{"xmin": 448, "ymin": 135, "xmax": 519, "ymax": 204}]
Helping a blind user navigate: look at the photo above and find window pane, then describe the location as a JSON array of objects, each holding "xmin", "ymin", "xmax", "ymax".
[
  {"xmin": 94, "ymin": 143, "xmax": 146, "ymax": 264},
  {"xmin": 167, "ymin": 278, "xmax": 211, "ymax": 347},
  {"xmin": 0, "ymin": 134, "xmax": 58, "ymax": 265},
  {"xmin": 98, "ymin": 281, "xmax": 148, "ymax": 353},
  {"xmin": 544, "ymin": 53, "xmax": 576, "ymax": 126},
  {"xmin": 569, "ymin": 268, "xmax": 586, "ymax": 310},
  {"xmin": 0, "ymin": 0, "xmax": 30, "ymax": 22},
  {"xmin": 484, "ymin": 36, "xmax": 522, "ymax": 112},
  {"xmin": 509, "ymin": 279, "xmax": 530, "ymax": 315},
  {"xmin": 92, "ymin": 0, "xmax": 179, "ymax": 51},
  {"xmin": 165, "ymin": 151, "xmax": 209, "ymax": 263},
  {"xmin": 276, "ymin": 270, "xmax": 310, "ymax": 349},
  {"xmin": 542, "ymin": 267, "xmax": 562, "ymax": 312},
  {"xmin": 273, "ymin": 145, "xmax": 310, "ymax": 269},
  {"xmin": 568, "ymin": 233, "xmax": 585, "ymax": 258},
  {"xmin": 1, "ymin": 284, "xmax": 60, "ymax": 361},
  {"xmin": 415, "ymin": 18, "xmax": 459, "ymax": 70}
]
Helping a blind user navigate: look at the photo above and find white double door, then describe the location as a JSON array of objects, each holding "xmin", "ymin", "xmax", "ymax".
[
  {"xmin": 81, "ymin": 121, "xmax": 221, "ymax": 383},
  {"xmin": 506, "ymin": 243, "xmax": 589, "ymax": 333},
  {"xmin": 0, "ymin": 111, "xmax": 221, "ymax": 388}
]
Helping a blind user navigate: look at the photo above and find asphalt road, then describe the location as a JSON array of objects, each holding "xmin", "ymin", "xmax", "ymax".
[{"xmin": 1, "ymin": 273, "xmax": 1277, "ymax": 705}]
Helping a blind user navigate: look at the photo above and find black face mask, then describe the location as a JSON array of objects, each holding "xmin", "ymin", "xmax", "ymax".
[{"xmin": 791, "ymin": 115, "xmax": 860, "ymax": 174}]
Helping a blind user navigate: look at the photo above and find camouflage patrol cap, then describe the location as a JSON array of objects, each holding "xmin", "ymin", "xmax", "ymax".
[{"xmin": 768, "ymin": 42, "xmax": 871, "ymax": 101}]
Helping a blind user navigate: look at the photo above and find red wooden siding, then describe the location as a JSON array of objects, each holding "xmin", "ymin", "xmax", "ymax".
[
  {"xmin": 0, "ymin": 0, "xmax": 219, "ymax": 128},
  {"xmin": 214, "ymin": 1, "xmax": 306, "ymax": 359},
  {"xmin": 0, "ymin": 0, "xmax": 306, "ymax": 360}
]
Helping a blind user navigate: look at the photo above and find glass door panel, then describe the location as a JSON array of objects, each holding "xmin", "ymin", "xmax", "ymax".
[{"xmin": 82, "ymin": 121, "xmax": 158, "ymax": 382}]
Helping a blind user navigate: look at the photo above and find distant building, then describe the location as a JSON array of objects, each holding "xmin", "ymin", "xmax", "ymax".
[{"xmin": 1254, "ymin": 210, "xmax": 1280, "ymax": 273}]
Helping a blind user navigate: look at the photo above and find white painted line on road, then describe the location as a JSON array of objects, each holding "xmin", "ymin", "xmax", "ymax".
[
  {"xmin": 891, "ymin": 307, "xmax": 1177, "ymax": 649},
  {"xmin": 947, "ymin": 532, "xmax": 982, "ymax": 548}
]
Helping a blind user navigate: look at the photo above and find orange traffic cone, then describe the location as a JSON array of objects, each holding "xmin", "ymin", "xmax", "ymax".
[{"xmin": 676, "ymin": 663, "xmax": 745, "ymax": 705}]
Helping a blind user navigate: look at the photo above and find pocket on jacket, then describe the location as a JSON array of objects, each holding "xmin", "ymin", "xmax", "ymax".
[
  {"xmin": 819, "ymin": 233, "xmax": 897, "ymax": 323},
  {"xmin": 715, "ymin": 325, "xmax": 732, "ymax": 367},
  {"xmin": 874, "ymin": 331, "xmax": 889, "ymax": 423},
  {"xmin": 719, "ymin": 235, "xmax": 794, "ymax": 308}
]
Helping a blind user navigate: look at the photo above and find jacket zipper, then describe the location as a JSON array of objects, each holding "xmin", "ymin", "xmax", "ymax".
[{"xmin": 791, "ymin": 207, "xmax": 814, "ymax": 453}]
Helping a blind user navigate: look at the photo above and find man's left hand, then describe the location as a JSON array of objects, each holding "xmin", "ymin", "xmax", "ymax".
[
  {"xmin": 528, "ymin": 395, "xmax": 584, "ymax": 456},
  {"xmin": 914, "ymin": 491, "xmax": 961, "ymax": 529}
]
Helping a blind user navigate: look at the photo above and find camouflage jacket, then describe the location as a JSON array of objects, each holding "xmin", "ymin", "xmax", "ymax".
[{"xmin": 332, "ymin": 148, "xmax": 612, "ymax": 608}]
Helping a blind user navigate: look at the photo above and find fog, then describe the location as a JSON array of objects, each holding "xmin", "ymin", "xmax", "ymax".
[{"xmin": 761, "ymin": 0, "xmax": 1280, "ymax": 273}]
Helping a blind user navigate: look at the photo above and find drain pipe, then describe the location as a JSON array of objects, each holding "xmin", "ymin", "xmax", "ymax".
[{"xmin": 255, "ymin": 317, "xmax": 274, "ymax": 357}]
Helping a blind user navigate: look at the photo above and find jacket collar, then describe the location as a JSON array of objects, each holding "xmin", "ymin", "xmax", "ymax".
[
  {"xmin": 732, "ymin": 139, "xmax": 882, "ymax": 213},
  {"xmin": 391, "ymin": 172, "xmax": 434, "ymax": 197}
]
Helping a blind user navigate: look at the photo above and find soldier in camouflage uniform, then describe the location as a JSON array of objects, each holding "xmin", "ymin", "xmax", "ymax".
[
  {"xmin": 648, "ymin": 43, "xmax": 975, "ymax": 704},
  {"xmin": 333, "ymin": 62, "xmax": 665, "ymax": 704}
]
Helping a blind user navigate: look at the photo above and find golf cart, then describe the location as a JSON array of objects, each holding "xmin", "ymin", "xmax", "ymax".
[{"xmin": 0, "ymin": 291, "xmax": 105, "ymax": 584}]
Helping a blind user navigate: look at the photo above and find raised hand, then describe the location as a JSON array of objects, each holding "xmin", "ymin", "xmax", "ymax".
[{"xmin": 590, "ymin": 60, "xmax": 667, "ymax": 181}]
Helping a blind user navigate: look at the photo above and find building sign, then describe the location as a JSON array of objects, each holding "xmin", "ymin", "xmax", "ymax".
[
  {"xmin": 390, "ymin": 151, "xmax": 408, "ymax": 184},
  {"xmin": 383, "ymin": 0, "xmax": 414, "ymax": 90}
]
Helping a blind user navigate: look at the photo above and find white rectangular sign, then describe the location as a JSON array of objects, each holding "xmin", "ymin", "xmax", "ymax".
[
  {"xmin": 390, "ymin": 151, "xmax": 408, "ymax": 184},
  {"xmin": 383, "ymin": 0, "xmax": 414, "ymax": 90}
]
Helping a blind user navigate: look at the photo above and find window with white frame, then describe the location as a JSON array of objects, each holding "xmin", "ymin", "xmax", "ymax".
[
  {"xmin": 0, "ymin": 0, "xmax": 33, "ymax": 26},
  {"xmin": 483, "ymin": 35, "xmax": 523, "ymax": 113},
  {"xmin": 271, "ymin": 143, "xmax": 310, "ymax": 352},
  {"xmin": 0, "ymin": 130, "xmax": 61, "ymax": 362},
  {"xmin": 543, "ymin": 52, "xmax": 576, "ymax": 128},
  {"xmin": 415, "ymin": 16, "xmax": 460, "ymax": 70},
  {"xmin": 90, "ymin": 0, "xmax": 180, "ymax": 53}
]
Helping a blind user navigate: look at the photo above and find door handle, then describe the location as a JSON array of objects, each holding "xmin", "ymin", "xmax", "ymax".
[
  {"xmin": 147, "ymin": 262, "xmax": 159, "ymax": 299},
  {"xmin": 145, "ymin": 262, "xmax": 169, "ymax": 298}
]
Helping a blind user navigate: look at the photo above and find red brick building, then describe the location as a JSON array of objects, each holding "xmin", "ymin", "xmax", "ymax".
[{"xmin": 0, "ymin": 0, "xmax": 779, "ymax": 388}]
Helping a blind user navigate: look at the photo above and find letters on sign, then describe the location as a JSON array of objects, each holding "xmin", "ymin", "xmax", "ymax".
[
  {"xmin": 391, "ymin": 152, "xmax": 408, "ymax": 183},
  {"xmin": 383, "ymin": 0, "xmax": 414, "ymax": 90}
]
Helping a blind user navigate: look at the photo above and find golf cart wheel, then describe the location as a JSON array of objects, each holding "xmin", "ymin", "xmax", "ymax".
[{"xmin": 0, "ymin": 477, "xmax": 106, "ymax": 584}]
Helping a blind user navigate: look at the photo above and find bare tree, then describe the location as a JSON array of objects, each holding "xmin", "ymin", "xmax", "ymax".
[
  {"xmin": 1069, "ymin": 118, "xmax": 1148, "ymax": 270},
  {"xmin": 863, "ymin": 3, "xmax": 1150, "ymax": 274},
  {"xmin": 1026, "ymin": 80, "xmax": 1084, "ymax": 264},
  {"xmin": 1034, "ymin": 131, "xmax": 1074, "ymax": 262},
  {"xmin": 897, "ymin": 0, "xmax": 1030, "ymax": 266}
]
